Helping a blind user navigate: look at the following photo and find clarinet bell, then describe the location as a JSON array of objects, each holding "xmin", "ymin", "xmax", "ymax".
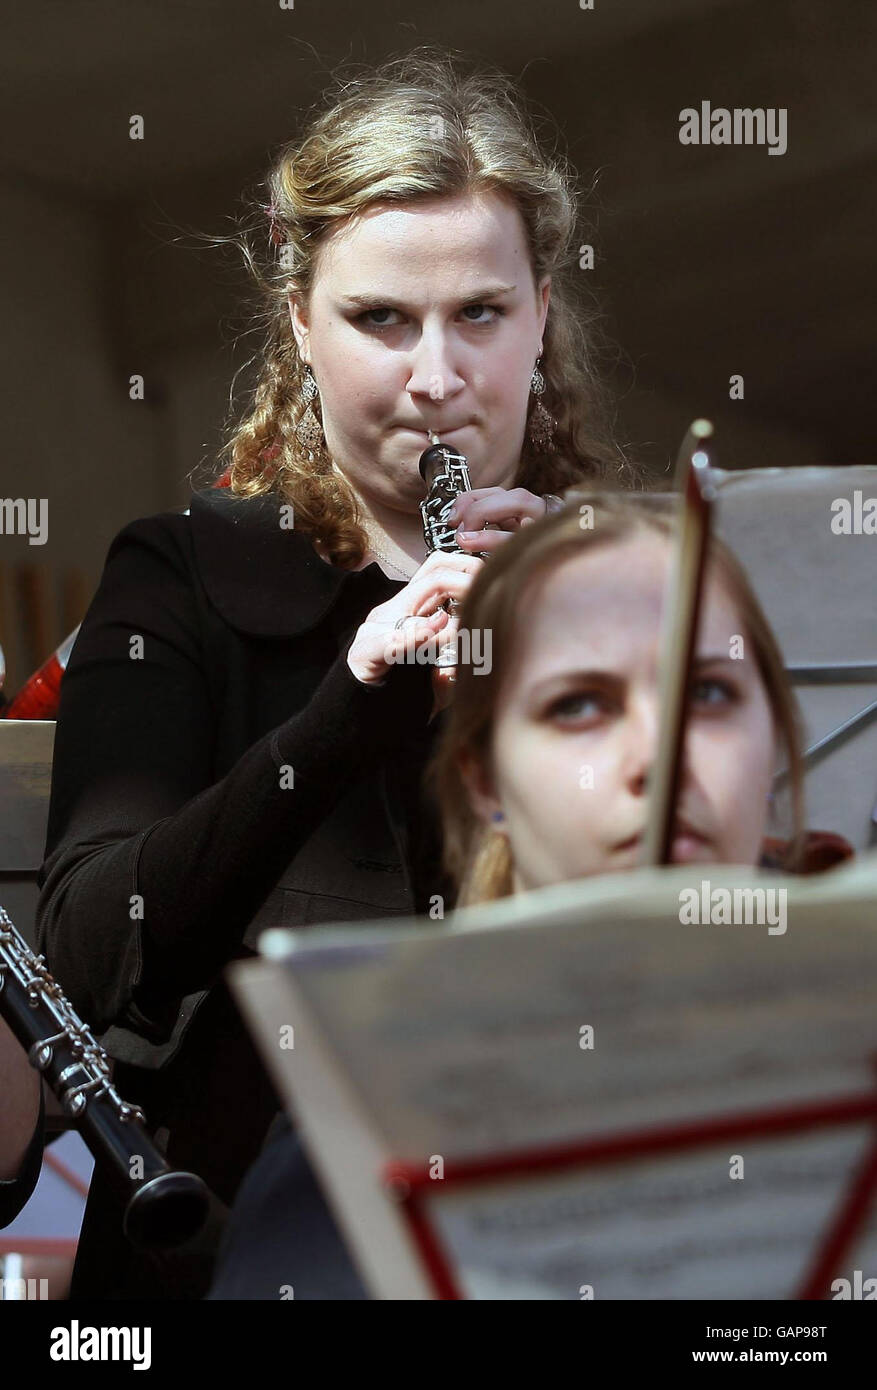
[{"xmin": 122, "ymin": 1167, "xmax": 212, "ymax": 1251}]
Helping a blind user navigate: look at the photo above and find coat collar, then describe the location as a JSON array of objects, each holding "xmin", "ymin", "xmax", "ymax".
[{"xmin": 188, "ymin": 486, "xmax": 400, "ymax": 637}]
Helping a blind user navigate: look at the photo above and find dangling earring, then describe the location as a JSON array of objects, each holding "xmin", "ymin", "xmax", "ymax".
[
  {"xmin": 295, "ymin": 365, "xmax": 324, "ymax": 458},
  {"xmin": 492, "ymin": 810, "xmax": 506, "ymax": 832},
  {"xmin": 527, "ymin": 357, "xmax": 555, "ymax": 453}
]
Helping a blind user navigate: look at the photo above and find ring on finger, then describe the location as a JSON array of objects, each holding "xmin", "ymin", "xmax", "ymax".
[{"xmin": 394, "ymin": 614, "xmax": 420, "ymax": 630}]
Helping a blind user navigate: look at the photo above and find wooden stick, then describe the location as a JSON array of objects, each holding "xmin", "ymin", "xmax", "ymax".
[{"xmin": 641, "ymin": 420, "xmax": 717, "ymax": 866}]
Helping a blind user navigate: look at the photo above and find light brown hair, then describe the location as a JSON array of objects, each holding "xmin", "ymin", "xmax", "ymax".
[{"xmin": 428, "ymin": 494, "xmax": 807, "ymax": 906}]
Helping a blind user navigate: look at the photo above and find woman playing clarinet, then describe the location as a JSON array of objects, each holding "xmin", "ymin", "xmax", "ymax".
[{"xmin": 36, "ymin": 46, "xmax": 635, "ymax": 1298}]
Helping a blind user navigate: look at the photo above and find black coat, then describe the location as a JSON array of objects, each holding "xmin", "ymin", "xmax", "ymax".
[{"xmin": 36, "ymin": 485, "xmax": 454, "ymax": 1298}]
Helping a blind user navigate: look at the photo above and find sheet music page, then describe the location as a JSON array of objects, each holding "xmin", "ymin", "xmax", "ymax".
[
  {"xmin": 428, "ymin": 1131, "xmax": 877, "ymax": 1299},
  {"xmin": 249, "ymin": 857, "xmax": 877, "ymax": 1298}
]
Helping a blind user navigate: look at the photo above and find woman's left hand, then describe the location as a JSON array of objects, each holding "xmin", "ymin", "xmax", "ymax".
[{"xmin": 445, "ymin": 487, "xmax": 551, "ymax": 555}]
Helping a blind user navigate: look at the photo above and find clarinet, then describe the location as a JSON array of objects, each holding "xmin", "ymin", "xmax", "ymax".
[
  {"xmin": 418, "ymin": 436, "xmax": 475, "ymax": 670},
  {"xmin": 418, "ymin": 436, "xmax": 474, "ymax": 554},
  {"xmin": 0, "ymin": 905, "xmax": 209, "ymax": 1250}
]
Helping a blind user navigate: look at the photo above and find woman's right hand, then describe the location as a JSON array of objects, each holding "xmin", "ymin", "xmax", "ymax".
[{"xmin": 346, "ymin": 549, "xmax": 485, "ymax": 687}]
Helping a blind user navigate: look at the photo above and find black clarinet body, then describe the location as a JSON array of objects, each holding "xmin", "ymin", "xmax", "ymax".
[
  {"xmin": 418, "ymin": 440, "xmax": 474, "ymax": 554},
  {"xmin": 418, "ymin": 440, "xmax": 476, "ymax": 670},
  {"xmin": 0, "ymin": 904, "xmax": 209, "ymax": 1250}
]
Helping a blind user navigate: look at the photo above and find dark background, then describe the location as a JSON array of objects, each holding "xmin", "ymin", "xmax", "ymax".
[{"xmin": 1, "ymin": 0, "xmax": 874, "ymax": 688}]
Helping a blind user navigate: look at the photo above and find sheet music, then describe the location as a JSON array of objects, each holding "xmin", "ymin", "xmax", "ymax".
[
  {"xmin": 239, "ymin": 857, "xmax": 877, "ymax": 1298},
  {"xmin": 429, "ymin": 1131, "xmax": 877, "ymax": 1299},
  {"xmin": 270, "ymin": 863, "xmax": 877, "ymax": 1159}
]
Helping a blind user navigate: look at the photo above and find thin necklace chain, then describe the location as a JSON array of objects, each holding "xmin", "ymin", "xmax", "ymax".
[{"xmin": 366, "ymin": 538, "xmax": 421, "ymax": 581}]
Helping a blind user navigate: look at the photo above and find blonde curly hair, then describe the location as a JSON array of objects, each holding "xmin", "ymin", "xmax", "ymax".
[{"xmin": 216, "ymin": 46, "xmax": 638, "ymax": 569}]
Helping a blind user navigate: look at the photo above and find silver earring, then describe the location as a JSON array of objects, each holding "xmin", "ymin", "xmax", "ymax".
[
  {"xmin": 528, "ymin": 357, "xmax": 555, "ymax": 453},
  {"xmin": 296, "ymin": 365, "xmax": 324, "ymax": 457}
]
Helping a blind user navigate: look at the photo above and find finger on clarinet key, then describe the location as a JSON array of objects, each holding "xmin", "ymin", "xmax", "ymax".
[{"xmin": 455, "ymin": 526, "xmax": 514, "ymax": 554}]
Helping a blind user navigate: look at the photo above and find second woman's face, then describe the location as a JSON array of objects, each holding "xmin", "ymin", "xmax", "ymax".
[
  {"xmin": 288, "ymin": 190, "xmax": 550, "ymax": 512},
  {"xmin": 477, "ymin": 533, "xmax": 780, "ymax": 891}
]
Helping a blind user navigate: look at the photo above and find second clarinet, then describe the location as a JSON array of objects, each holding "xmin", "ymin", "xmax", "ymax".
[{"xmin": 0, "ymin": 905, "xmax": 210, "ymax": 1251}]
